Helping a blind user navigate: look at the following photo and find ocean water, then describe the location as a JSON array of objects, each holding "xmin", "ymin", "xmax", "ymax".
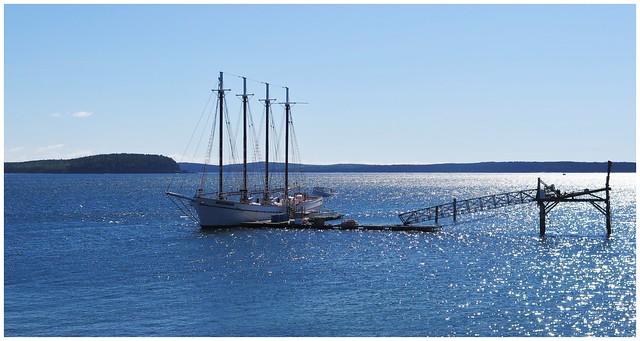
[{"xmin": 4, "ymin": 172, "xmax": 636, "ymax": 336}]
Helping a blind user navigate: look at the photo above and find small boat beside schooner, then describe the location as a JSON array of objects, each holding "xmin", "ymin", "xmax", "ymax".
[
  {"xmin": 166, "ymin": 72, "xmax": 323, "ymax": 227},
  {"xmin": 312, "ymin": 186, "xmax": 337, "ymax": 197}
]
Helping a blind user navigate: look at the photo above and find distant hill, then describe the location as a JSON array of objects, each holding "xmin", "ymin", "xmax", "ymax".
[
  {"xmin": 179, "ymin": 161, "xmax": 635, "ymax": 173},
  {"xmin": 5, "ymin": 153, "xmax": 179, "ymax": 174}
]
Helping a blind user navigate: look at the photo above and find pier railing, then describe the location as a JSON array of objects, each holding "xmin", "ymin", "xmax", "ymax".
[{"xmin": 398, "ymin": 189, "xmax": 538, "ymax": 225}]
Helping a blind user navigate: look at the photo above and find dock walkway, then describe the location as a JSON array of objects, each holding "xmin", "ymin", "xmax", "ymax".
[
  {"xmin": 398, "ymin": 189, "xmax": 538, "ymax": 225},
  {"xmin": 240, "ymin": 220, "xmax": 441, "ymax": 232}
]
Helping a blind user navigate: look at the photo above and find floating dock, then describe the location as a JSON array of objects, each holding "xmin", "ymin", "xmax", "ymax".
[{"xmin": 239, "ymin": 219, "xmax": 442, "ymax": 232}]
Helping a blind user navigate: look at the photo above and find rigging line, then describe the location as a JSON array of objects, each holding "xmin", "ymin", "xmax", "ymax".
[
  {"xmin": 245, "ymin": 112, "xmax": 260, "ymax": 192},
  {"xmin": 224, "ymin": 99, "xmax": 238, "ymax": 165},
  {"xmin": 264, "ymin": 105, "xmax": 281, "ymax": 195},
  {"xmin": 204, "ymin": 95, "xmax": 220, "ymax": 166},
  {"xmin": 270, "ymin": 105, "xmax": 282, "ymax": 163},
  {"xmin": 167, "ymin": 91, "xmax": 215, "ymax": 192},
  {"xmin": 250, "ymin": 101, "xmax": 265, "ymax": 181},
  {"xmin": 289, "ymin": 111, "xmax": 300, "ymax": 163},
  {"xmin": 292, "ymin": 128, "xmax": 306, "ymax": 187},
  {"xmin": 286, "ymin": 109, "xmax": 300, "ymax": 166},
  {"xmin": 284, "ymin": 107, "xmax": 304, "ymax": 187},
  {"xmin": 229, "ymin": 100, "xmax": 243, "ymax": 165},
  {"xmin": 222, "ymin": 72, "xmax": 261, "ymax": 85},
  {"xmin": 289, "ymin": 111, "xmax": 304, "ymax": 175},
  {"xmin": 234, "ymin": 89, "xmax": 262, "ymax": 187},
  {"xmin": 250, "ymin": 116, "xmax": 263, "ymax": 179},
  {"xmin": 200, "ymin": 92, "xmax": 220, "ymax": 192},
  {"xmin": 247, "ymin": 101, "xmax": 263, "ymax": 169},
  {"xmin": 190, "ymin": 99, "xmax": 215, "ymax": 192},
  {"xmin": 232, "ymin": 88, "xmax": 248, "ymax": 159},
  {"xmin": 194, "ymin": 107, "xmax": 213, "ymax": 167},
  {"xmin": 222, "ymin": 71, "xmax": 290, "ymax": 92},
  {"xmin": 287, "ymin": 110, "xmax": 305, "ymax": 190},
  {"xmin": 276, "ymin": 99, "xmax": 295, "ymax": 171},
  {"xmin": 167, "ymin": 196, "xmax": 198, "ymax": 224},
  {"xmin": 256, "ymin": 106, "xmax": 266, "ymax": 160}
]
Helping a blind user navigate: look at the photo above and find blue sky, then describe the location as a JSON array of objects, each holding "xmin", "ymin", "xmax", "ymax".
[{"xmin": 4, "ymin": 4, "xmax": 636, "ymax": 164}]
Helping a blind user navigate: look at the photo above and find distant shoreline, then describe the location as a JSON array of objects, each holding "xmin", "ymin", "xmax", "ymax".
[
  {"xmin": 179, "ymin": 161, "xmax": 635, "ymax": 173},
  {"xmin": 4, "ymin": 154, "xmax": 635, "ymax": 174}
]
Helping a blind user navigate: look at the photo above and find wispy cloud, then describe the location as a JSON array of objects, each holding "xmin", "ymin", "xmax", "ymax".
[
  {"xmin": 36, "ymin": 144, "xmax": 65, "ymax": 153},
  {"xmin": 64, "ymin": 150, "xmax": 93, "ymax": 159},
  {"xmin": 8, "ymin": 146, "xmax": 26, "ymax": 153},
  {"xmin": 5, "ymin": 144, "xmax": 93, "ymax": 162},
  {"xmin": 5, "ymin": 147, "xmax": 28, "ymax": 162},
  {"xmin": 72, "ymin": 111, "xmax": 93, "ymax": 118},
  {"xmin": 50, "ymin": 111, "xmax": 94, "ymax": 118}
]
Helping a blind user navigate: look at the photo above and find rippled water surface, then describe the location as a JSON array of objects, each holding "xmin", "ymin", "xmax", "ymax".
[{"xmin": 4, "ymin": 173, "xmax": 636, "ymax": 336}]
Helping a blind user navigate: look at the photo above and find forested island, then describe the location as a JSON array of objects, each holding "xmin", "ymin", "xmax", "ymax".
[{"xmin": 5, "ymin": 154, "xmax": 179, "ymax": 174}]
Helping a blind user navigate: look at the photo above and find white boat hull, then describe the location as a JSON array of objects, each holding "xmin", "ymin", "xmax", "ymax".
[
  {"xmin": 167, "ymin": 190, "xmax": 324, "ymax": 227},
  {"xmin": 191, "ymin": 196, "xmax": 286, "ymax": 227},
  {"xmin": 292, "ymin": 195, "xmax": 324, "ymax": 213},
  {"xmin": 312, "ymin": 186, "xmax": 336, "ymax": 197}
]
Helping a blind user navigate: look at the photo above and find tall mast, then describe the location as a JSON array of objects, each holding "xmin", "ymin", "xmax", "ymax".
[
  {"xmin": 241, "ymin": 77, "xmax": 249, "ymax": 202},
  {"xmin": 262, "ymin": 83, "xmax": 272, "ymax": 202},
  {"xmin": 284, "ymin": 87, "xmax": 290, "ymax": 202},
  {"xmin": 280, "ymin": 88, "xmax": 306, "ymax": 203},
  {"xmin": 218, "ymin": 72, "xmax": 224, "ymax": 198}
]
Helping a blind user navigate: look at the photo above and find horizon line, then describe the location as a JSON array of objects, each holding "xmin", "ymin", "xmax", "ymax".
[{"xmin": 4, "ymin": 153, "xmax": 635, "ymax": 166}]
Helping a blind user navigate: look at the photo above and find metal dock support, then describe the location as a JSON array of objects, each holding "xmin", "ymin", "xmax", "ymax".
[
  {"xmin": 536, "ymin": 161, "xmax": 612, "ymax": 236},
  {"xmin": 398, "ymin": 161, "xmax": 614, "ymax": 237}
]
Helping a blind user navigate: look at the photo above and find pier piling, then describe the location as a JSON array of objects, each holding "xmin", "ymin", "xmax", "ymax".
[
  {"xmin": 535, "ymin": 161, "xmax": 613, "ymax": 237},
  {"xmin": 453, "ymin": 198, "xmax": 457, "ymax": 223}
]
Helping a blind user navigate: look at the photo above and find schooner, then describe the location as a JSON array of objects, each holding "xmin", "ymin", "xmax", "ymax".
[{"xmin": 166, "ymin": 72, "xmax": 322, "ymax": 227}]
